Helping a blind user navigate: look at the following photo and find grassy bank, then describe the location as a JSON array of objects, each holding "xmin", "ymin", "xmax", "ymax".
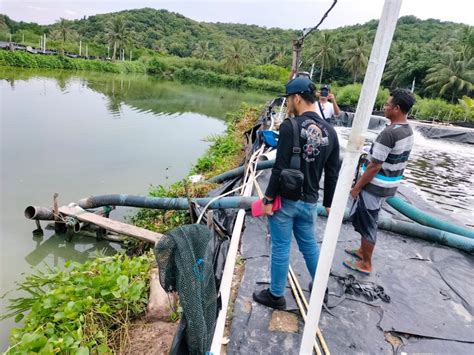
[
  {"xmin": 0, "ymin": 50, "xmax": 286, "ymax": 92},
  {"xmin": 131, "ymin": 104, "xmax": 261, "ymax": 233},
  {"xmin": 2, "ymin": 50, "xmax": 470, "ymax": 122},
  {"xmin": 0, "ymin": 50, "xmax": 146, "ymax": 74},
  {"xmin": 1, "ymin": 105, "xmax": 260, "ymax": 353}
]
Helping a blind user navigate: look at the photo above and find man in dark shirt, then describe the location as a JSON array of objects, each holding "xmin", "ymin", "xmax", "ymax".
[{"xmin": 253, "ymin": 76, "xmax": 340, "ymax": 309}]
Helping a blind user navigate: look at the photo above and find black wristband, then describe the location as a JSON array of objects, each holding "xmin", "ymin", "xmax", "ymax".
[{"xmin": 263, "ymin": 197, "xmax": 274, "ymax": 205}]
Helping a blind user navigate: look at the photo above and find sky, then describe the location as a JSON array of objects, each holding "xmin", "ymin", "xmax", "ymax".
[{"xmin": 1, "ymin": 0, "xmax": 473, "ymax": 30}]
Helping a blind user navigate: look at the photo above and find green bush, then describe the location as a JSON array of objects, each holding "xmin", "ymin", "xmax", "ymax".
[
  {"xmin": 2, "ymin": 253, "xmax": 152, "ymax": 353},
  {"xmin": 0, "ymin": 50, "xmax": 146, "ymax": 74},
  {"xmin": 334, "ymin": 83, "xmax": 390, "ymax": 110},
  {"xmin": 413, "ymin": 97, "xmax": 473, "ymax": 122},
  {"xmin": 336, "ymin": 83, "xmax": 362, "ymax": 106}
]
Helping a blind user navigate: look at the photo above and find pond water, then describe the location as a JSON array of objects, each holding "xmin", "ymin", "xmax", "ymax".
[
  {"xmin": 336, "ymin": 127, "xmax": 474, "ymax": 227},
  {"xmin": 0, "ymin": 68, "xmax": 272, "ymax": 349},
  {"xmin": 1, "ymin": 68, "xmax": 473, "ymax": 349}
]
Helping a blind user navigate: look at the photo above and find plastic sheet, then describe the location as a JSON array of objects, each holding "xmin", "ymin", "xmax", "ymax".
[{"xmin": 228, "ymin": 172, "xmax": 474, "ymax": 354}]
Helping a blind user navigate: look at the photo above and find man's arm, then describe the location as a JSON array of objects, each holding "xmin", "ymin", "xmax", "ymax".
[
  {"xmin": 350, "ymin": 161, "xmax": 382, "ymax": 198},
  {"xmin": 328, "ymin": 93, "xmax": 341, "ymax": 116},
  {"xmin": 265, "ymin": 121, "xmax": 292, "ymax": 200},
  {"xmin": 323, "ymin": 134, "xmax": 341, "ymax": 211}
]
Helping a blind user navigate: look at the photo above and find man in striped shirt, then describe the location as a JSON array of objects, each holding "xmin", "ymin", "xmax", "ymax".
[{"xmin": 343, "ymin": 88, "xmax": 416, "ymax": 275}]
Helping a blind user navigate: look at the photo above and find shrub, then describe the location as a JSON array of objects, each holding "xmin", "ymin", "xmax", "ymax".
[{"xmin": 2, "ymin": 253, "xmax": 152, "ymax": 353}]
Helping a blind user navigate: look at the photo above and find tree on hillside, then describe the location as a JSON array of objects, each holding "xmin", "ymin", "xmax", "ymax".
[
  {"xmin": 460, "ymin": 26, "xmax": 474, "ymax": 60},
  {"xmin": 223, "ymin": 40, "xmax": 249, "ymax": 74},
  {"xmin": 56, "ymin": 18, "xmax": 71, "ymax": 56},
  {"xmin": 383, "ymin": 45, "xmax": 434, "ymax": 90},
  {"xmin": 425, "ymin": 54, "xmax": 473, "ymax": 102},
  {"xmin": 312, "ymin": 32, "xmax": 337, "ymax": 84},
  {"xmin": 192, "ymin": 41, "xmax": 211, "ymax": 60},
  {"xmin": 107, "ymin": 16, "xmax": 129, "ymax": 60},
  {"xmin": 343, "ymin": 33, "xmax": 370, "ymax": 83}
]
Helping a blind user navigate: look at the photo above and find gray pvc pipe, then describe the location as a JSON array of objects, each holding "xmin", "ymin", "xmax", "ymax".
[
  {"xmin": 208, "ymin": 159, "xmax": 275, "ymax": 183},
  {"xmin": 78, "ymin": 195, "xmax": 257, "ymax": 210},
  {"xmin": 25, "ymin": 196, "xmax": 472, "ymax": 253},
  {"xmin": 24, "ymin": 206, "xmax": 54, "ymax": 220}
]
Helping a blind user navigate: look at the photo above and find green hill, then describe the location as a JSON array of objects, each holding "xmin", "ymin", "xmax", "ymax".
[{"xmin": 1, "ymin": 9, "xmax": 472, "ymax": 100}]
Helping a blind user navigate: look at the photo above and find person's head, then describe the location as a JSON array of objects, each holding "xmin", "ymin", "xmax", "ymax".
[
  {"xmin": 319, "ymin": 85, "xmax": 330, "ymax": 103},
  {"xmin": 283, "ymin": 77, "xmax": 316, "ymax": 116},
  {"xmin": 384, "ymin": 88, "xmax": 416, "ymax": 121}
]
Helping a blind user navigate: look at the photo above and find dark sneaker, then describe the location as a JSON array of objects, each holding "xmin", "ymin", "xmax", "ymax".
[
  {"xmin": 309, "ymin": 281, "xmax": 329, "ymax": 304},
  {"xmin": 253, "ymin": 288, "xmax": 286, "ymax": 310}
]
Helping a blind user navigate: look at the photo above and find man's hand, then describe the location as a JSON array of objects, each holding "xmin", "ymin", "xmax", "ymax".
[
  {"xmin": 350, "ymin": 187, "xmax": 361, "ymax": 199},
  {"xmin": 328, "ymin": 93, "xmax": 336, "ymax": 102},
  {"xmin": 263, "ymin": 202, "xmax": 274, "ymax": 216},
  {"xmin": 325, "ymin": 207, "xmax": 331, "ymax": 216}
]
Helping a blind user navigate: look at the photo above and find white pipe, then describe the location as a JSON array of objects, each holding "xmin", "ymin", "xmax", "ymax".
[
  {"xmin": 299, "ymin": 1, "xmax": 402, "ymax": 353},
  {"xmin": 209, "ymin": 148, "xmax": 260, "ymax": 354}
]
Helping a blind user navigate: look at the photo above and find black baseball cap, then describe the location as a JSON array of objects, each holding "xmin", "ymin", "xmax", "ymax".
[{"xmin": 283, "ymin": 77, "xmax": 315, "ymax": 97}]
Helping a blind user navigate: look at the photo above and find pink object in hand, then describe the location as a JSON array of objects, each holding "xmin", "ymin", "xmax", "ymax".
[{"xmin": 251, "ymin": 196, "xmax": 282, "ymax": 217}]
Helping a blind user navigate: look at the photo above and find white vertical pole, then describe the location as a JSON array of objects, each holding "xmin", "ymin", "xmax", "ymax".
[
  {"xmin": 299, "ymin": 1, "xmax": 402, "ymax": 354},
  {"xmin": 43, "ymin": 34, "xmax": 46, "ymax": 52},
  {"xmin": 107, "ymin": 45, "xmax": 110, "ymax": 58},
  {"xmin": 79, "ymin": 40, "xmax": 82, "ymax": 56}
]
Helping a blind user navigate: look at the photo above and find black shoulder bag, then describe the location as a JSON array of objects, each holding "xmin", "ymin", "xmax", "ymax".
[{"xmin": 279, "ymin": 118, "xmax": 304, "ymax": 200}]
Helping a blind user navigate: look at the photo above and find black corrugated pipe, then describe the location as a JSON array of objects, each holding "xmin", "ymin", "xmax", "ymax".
[{"xmin": 78, "ymin": 195, "xmax": 257, "ymax": 210}]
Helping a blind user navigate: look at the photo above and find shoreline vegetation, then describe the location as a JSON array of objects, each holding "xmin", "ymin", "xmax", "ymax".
[
  {"xmin": 1, "ymin": 105, "xmax": 260, "ymax": 353},
  {"xmin": 1, "ymin": 50, "xmax": 472, "ymax": 123},
  {"xmin": 1, "ymin": 10, "xmax": 473, "ymax": 124}
]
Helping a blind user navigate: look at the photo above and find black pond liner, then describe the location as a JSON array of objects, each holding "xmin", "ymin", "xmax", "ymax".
[
  {"xmin": 165, "ymin": 105, "xmax": 473, "ymax": 354},
  {"xmin": 228, "ymin": 170, "xmax": 474, "ymax": 354}
]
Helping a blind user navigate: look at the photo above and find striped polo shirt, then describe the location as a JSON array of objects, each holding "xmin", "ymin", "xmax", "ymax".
[{"xmin": 363, "ymin": 123, "xmax": 414, "ymax": 197}]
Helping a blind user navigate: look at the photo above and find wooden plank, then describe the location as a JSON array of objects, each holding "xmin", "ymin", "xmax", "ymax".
[{"xmin": 59, "ymin": 205, "xmax": 162, "ymax": 243}]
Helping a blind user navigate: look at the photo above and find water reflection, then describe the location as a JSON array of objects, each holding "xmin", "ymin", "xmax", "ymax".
[
  {"xmin": 26, "ymin": 233, "xmax": 119, "ymax": 268},
  {"xmin": 0, "ymin": 67, "xmax": 272, "ymax": 119}
]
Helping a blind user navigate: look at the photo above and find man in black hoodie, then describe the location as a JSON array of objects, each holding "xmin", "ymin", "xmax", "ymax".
[{"xmin": 253, "ymin": 76, "xmax": 340, "ymax": 309}]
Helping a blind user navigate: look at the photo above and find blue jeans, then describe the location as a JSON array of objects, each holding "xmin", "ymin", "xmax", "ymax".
[{"xmin": 268, "ymin": 198, "xmax": 320, "ymax": 297}]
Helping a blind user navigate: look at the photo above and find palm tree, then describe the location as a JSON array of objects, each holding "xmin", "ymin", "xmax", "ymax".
[
  {"xmin": 223, "ymin": 40, "xmax": 249, "ymax": 74},
  {"xmin": 460, "ymin": 26, "xmax": 474, "ymax": 60},
  {"xmin": 343, "ymin": 33, "xmax": 370, "ymax": 83},
  {"xmin": 458, "ymin": 96, "xmax": 474, "ymax": 121},
  {"xmin": 107, "ymin": 16, "xmax": 128, "ymax": 61},
  {"xmin": 425, "ymin": 54, "xmax": 473, "ymax": 102},
  {"xmin": 56, "ymin": 18, "xmax": 71, "ymax": 56},
  {"xmin": 192, "ymin": 41, "xmax": 211, "ymax": 60},
  {"xmin": 312, "ymin": 32, "xmax": 337, "ymax": 84},
  {"xmin": 383, "ymin": 45, "xmax": 433, "ymax": 89}
]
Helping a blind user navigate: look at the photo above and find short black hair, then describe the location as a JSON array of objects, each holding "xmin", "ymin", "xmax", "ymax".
[
  {"xmin": 298, "ymin": 83, "xmax": 317, "ymax": 104},
  {"xmin": 390, "ymin": 88, "xmax": 416, "ymax": 113}
]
